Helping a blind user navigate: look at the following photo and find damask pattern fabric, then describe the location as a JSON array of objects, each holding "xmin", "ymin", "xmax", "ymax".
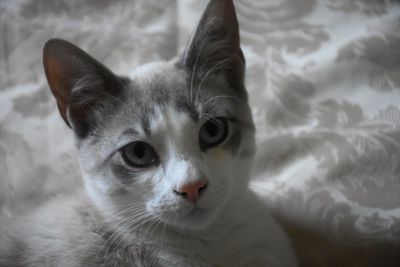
[{"xmin": 1, "ymin": 0, "xmax": 399, "ymax": 243}]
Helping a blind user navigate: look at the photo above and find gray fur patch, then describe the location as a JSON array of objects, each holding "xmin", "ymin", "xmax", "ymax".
[
  {"xmin": 223, "ymin": 122, "xmax": 242, "ymax": 155},
  {"xmin": 111, "ymin": 163, "xmax": 139, "ymax": 186}
]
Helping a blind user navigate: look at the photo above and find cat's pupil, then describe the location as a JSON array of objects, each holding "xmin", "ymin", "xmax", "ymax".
[
  {"xmin": 134, "ymin": 143, "xmax": 145, "ymax": 158},
  {"xmin": 206, "ymin": 122, "xmax": 218, "ymax": 137}
]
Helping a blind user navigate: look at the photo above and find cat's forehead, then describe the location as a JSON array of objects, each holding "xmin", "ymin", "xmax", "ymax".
[
  {"xmin": 99, "ymin": 63, "xmax": 195, "ymax": 139},
  {"xmin": 114, "ymin": 106, "xmax": 197, "ymax": 144},
  {"xmin": 131, "ymin": 61, "xmax": 236, "ymax": 103},
  {"xmin": 129, "ymin": 62, "xmax": 179, "ymax": 81},
  {"xmin": 128, "ymin": 61, "xmax": 194, "ymax": 99},
  {"xmin": 122, "ymin": 61, "xmax": 237, "ymax": 124},
  {"xmin": 148, "ymin": 106, "xmax": 198, "ymax": 143},
  {"xmin": 149, "ymin": 105, "xmax": 194, "ymax": 130},
  {"xmin": 94, "ymin": 61, "xmax": 247, "ymax": 142},
  {"xmin": 127, "ymin": 61, "xmax": 197, "ymax": 117}
]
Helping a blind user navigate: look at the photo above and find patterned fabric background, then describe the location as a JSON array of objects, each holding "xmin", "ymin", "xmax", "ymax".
[{"xmin": 1, "ymin": 0, "xmax": 399, "ymax": 244}]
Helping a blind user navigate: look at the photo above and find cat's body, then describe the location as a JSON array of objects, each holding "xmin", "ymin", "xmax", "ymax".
[
  {"xmin": 2, "ymin": 188, "xmax": 294, "ymax": 267},
  {"xmin": 0, "ymin": 0, "xmax": 297, "ymax": 266}
]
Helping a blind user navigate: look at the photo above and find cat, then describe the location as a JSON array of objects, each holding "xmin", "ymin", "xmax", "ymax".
[{"xmin": 0, "ymin": 0, "xmax": 297, "ymax": 266}]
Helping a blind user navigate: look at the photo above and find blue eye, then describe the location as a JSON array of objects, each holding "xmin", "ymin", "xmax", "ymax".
[
  {"xmin": 199, "ymin": 118, "xmax": 228, "ymax": 150},
  {"xmin": 121, "ymin": 141, "xmax": 158, "ymax": 168}
]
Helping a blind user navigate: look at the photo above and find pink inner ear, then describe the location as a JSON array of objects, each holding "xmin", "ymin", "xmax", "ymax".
[
  {"xmin": 220, "ymin": 0, "xmax": 235, "ymax": 19},
  {"xmin": 42, "ymin": 38, "xmax": 122, "ymax": 134},
  {"xmin": 44, "ymin": 56, "xmax": 71, "ymax": 123},
  {"xmin": 219, "ymin": 0, "xmax": 240, "ymax": 47}
]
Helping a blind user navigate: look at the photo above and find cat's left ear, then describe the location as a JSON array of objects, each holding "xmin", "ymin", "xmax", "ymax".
[
  {"xmin": 182, "ymin": 0, "xmax": 245, "ymax": 94},
  {"xmin": 43, "ymin": 38, "xmax": 125, "ymax": 138}
]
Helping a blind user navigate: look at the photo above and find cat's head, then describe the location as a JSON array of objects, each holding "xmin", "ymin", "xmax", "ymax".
[{"xmin": 43, "ymin": 0, "xmax": 255, "ymax": 231}]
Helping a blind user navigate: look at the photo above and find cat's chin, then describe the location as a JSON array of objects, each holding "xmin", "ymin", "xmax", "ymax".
[{"xmin": 158, "ymin": 206, "xmax": 217, "ymax": 230}]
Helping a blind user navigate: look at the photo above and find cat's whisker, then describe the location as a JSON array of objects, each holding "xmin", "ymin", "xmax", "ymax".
[
  {"xmin": 84, "ymin": 88, "xmax": 139, "ymax": 118},
  {"xmin": 194, "ymin": 58, "xmax": 232, "ymax": 105},
  {"xmin": 188, "ymin": 28, "xmax": 212, "ymax": 107},
  {"xmin": 105, "ymin": 209, "xmax": 147, "ymax": 225},
  {"xmin": 199, "ymin": 94, "xmax": 243, "ymax": 116},
  {"xmin": 102, "ymin": 211, "xmax": 151, "ymax": 258},
  {"xmin": 160, "ymin": 218, "xmax": 168, "ymax": 249},
  {"xmin": 113, "ymin": 201, "xmax": 146, "ymax": 208},
  {"xmin": 114, "ymin": 75, "xmax": 133, "ymax": 99},
  {"xmin": 118, "ymin": 214, "xmax": 155, "ymax": 250},
  {"xmin": 105, "ymin": 204, "xmax": 147, "ymax": 220},
  {"xmin": 71, "ymin": 77, "xmax": 141, "ymax": 125},
  {"xmin": 108, "ymin": 210, "xmax": 149, "ymax": 230},
  {"xmin": 110, "ymin": 200, "xmax": 146, "ymax": 209},
  {"xmin": 106, "ymin": 220, "xmax": 146, "ymax": 257},
  {"xmin": 142, "ymin": 217, "xmax": 156, "ymax": 240},
  {"xmin": 198, "ymin": 112, "xmax": 215, "ymax": 122},
  {"xmin": 152, "ymin": 219, "xmax": 163, "ymax": 245},
  {"xmin": 100, "ymin": 208, "xmax": 148, "ymax": 241}
]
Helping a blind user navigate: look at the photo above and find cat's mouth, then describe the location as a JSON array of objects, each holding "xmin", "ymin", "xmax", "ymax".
[
  {"xmin": 156, "ymin": 206, "xmax": 215, "ymax": 229},
  {"xmin": 182, "ymin": 206, "xmax": 210, "ymax": 219}
]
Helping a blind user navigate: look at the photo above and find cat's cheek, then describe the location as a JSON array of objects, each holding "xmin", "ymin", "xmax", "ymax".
[
  {"xmin": 205, "ymin": 150, "xmax": 236, "ymax": 181},
  {"xmin": 146, "ymin": 193, "xmax": 186, "ymax": 221},
  {"xmin": 205, "ymin": 148, "xmax": 234, "ymax": 174},
  {"xmin": 209, "ymin": 147, "xmax": 225, "ymax": 160}
]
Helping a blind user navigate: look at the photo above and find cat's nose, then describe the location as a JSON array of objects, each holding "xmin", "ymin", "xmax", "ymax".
[{"xmin": 173, "ymin": 180, "xmax": 207, "ymax": 204}]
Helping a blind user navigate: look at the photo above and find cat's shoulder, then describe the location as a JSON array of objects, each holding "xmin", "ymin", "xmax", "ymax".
[
  {"xmin": 8, "ymin": 190, "xmax": 103, "ymax": 266},
  {"xmin": 220, "ymin": 193, "xmax": 298, "ymax": 267},
  {"xmin": 14, "ymin": 191, "xmax": 169, "ymax": 266}
]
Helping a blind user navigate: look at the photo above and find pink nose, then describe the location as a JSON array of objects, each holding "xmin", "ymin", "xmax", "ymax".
[{"xmin": 174, "ymin": 180, "xmax": 207, "ymax": 204}]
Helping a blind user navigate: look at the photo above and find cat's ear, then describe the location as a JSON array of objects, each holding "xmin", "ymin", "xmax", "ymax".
[
  {"xmin": 43, "ymin": 38, "xmax": 124, "ymax": 138},
  {"xmin": 182, "ymin": 0, "xmax": 245, "ymax": 93}
]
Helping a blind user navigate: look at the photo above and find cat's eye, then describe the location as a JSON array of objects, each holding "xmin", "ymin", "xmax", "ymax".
[
  {"xmin": 121, "ymin": 141, "xmax": 159, "ymax": 168},
  {"xmin": 199, "ymin": 118, "xmax": 228, "ymax": 150}
]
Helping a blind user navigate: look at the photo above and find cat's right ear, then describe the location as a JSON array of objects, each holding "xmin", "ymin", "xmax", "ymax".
[
  {"xmin": 181, "ymin": 0, "xmax": 245, "ymax": 95},
  {"xmin": 43, "ymin": 39, "xmax": 124, "ymax": 138}
]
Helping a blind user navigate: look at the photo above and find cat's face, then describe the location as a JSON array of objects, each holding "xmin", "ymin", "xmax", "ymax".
[
  {"xmin": 43, "ymin": 0, "xmax": 254, "ymax": 230},
  {"xmin": 79, "ymin": 61, "xmax": 254, "ymax": 230}
]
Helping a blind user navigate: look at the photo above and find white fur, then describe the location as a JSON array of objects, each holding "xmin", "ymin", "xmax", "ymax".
[
  {"xmin": 78, "ymin": 106, "xmax": 296, "ymax": 266},
  {"xmin": 0, "ymin": 104, "xmax": 297, "ymax": 266}
]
